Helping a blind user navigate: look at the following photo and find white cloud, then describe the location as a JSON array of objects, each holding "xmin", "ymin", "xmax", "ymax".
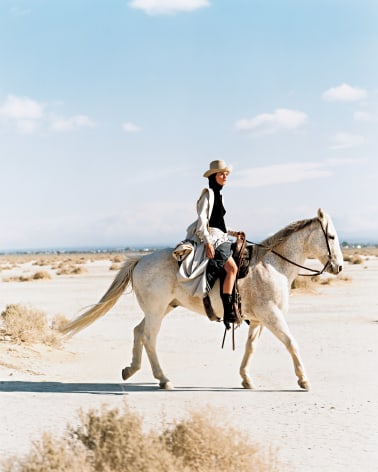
[
  {"xmin": 329, "ymin": 132, "xmax": 364, "ymax": 150},
  {"xmin": 0, "ymin": 94, "xmax": 96, "ymax": 134},
  {"xmin": 50, "ymin": 114, "xmax": 96, "ymax": 132},
  {"xmin": 122, "ymin": 122, "xmax": 142, "ymax": 133},
  {"xmin": 235, "ymin": 108, "xmax": 308, "ymax": 135},
  {"xmin": 129, "ymin": 0, "xmax": 210, "ymax": 15},
  {"xmin": 322, "ymin": 83, "xmax": 367, "ymax": 102},
  {"xmin": 325, "ymin": 157, "xmax": 367, "ymax": 166},
  {"xmin": 16, "ymin": 120, "xmax": 40, "ymax": 135},
  {"xmin": 0, "ymin": 95, "xmax": 44, "ymax": 119},
  {"xmin": 231, "ymin": 158, "xmax": 362, "ymax": 189},
  {"xmin": 353, "ymin": 111, "xmax": 373, "ymax": 121},
  {"xmin": 231, "ymin": 162, "xmax": 331, "ymax": 188}
]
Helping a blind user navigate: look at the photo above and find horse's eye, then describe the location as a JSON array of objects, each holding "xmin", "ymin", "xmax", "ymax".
[{"xmin": 328, "ymin": 235, "xmax": 335, "ymax": 240}]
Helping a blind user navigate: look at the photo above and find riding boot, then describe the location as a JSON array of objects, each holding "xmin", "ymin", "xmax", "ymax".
[{"xmin": 221, "ymin": 293, "xmax": 237, "ymax": 330}]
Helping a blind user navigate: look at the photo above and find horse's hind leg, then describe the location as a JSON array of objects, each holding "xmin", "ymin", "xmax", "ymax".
[
  {"xmin": 142, "ymin": 314, "xmax": 172, "ymax": 390},
  {"xmin": 122, "ymin": 319, "xmax": 145, "ymax": 381},
  {"xmin": 240, "ymin": 322, "xmax": 263, "ymax": 389},
  {"xmin": 121, "ymin": 314, "xmax": 172, "ymax": 389}
]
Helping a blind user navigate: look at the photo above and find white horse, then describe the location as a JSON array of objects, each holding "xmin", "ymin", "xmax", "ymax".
[{"xmin": 62, "ymin": 208, "xmax": 343, "ymax": 391}]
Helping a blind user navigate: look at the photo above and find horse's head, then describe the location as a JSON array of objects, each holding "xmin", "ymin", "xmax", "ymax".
[{"xmin": 312, "ymin": 208, "xmax": 343, "ymax": 275}]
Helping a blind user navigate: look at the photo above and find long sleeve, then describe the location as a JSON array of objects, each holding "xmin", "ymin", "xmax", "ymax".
[{"xmin": 195, "ymin": 188, "xmax": 212, "ymax": 244}]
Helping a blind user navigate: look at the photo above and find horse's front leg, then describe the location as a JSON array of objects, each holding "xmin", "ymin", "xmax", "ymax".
[
  {"xmin": 240, "ymin": 322, "xmax": 263, "ymax": 389},
  {"xmin": 142, "ymin": 314, "xmax": 173, "ymax": 390},
  {"xmin": 287, "ymin": 340, "xmax": 310, "ymax": 390},
  {"xmin": 262, "ymin": 306, "xmax": 310, "ymax": 390}
]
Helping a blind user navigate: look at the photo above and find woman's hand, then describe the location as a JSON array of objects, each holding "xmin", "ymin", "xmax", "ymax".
[{"xmin": 205, "ymin": 242, "xmax": 215, "ymax": 259}]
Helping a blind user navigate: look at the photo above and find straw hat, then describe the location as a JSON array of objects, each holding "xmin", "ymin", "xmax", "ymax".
[{"xmin": 203, "ymin": 160, "xmax": 232, "ymax": 178}]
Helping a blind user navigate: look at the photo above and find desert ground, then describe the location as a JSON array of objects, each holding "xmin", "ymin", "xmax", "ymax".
[{"xmin": 0, "ymin": 249, "xmax": 377, "ymax": 471}]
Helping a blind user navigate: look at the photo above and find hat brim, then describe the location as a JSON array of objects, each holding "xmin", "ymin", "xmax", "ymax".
[{"xmin": 203, "ymin": 166, "xmax": 232, "ymax": 178}]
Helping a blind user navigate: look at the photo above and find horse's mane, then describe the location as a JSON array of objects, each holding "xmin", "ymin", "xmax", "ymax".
[{"xmin": 260, "ymin": 217, "xmax": 317, "ymax": 251}]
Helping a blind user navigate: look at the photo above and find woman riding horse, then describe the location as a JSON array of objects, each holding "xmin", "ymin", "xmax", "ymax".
[{"xmin": 185, "ymin": 160, "xmax": 241, "ymax": 329}]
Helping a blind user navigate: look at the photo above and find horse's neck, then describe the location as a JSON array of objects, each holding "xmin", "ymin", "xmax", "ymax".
[{"xmin": 264, "ymin": 227, "xmax": 311, "ymax": 281}]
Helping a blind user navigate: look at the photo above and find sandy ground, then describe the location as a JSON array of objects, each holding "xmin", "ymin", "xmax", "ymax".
[{"xmin": 0, "ymin": 254, "xmax": 377, "ymax": 471}]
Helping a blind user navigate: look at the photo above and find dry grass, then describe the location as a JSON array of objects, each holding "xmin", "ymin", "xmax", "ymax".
[
  {"xmin": 110, "ymin": 255, "xmax": 124, "ymax": 263},
  {"xmin": 342, "ymin": 247, "xmax": 378, "ymax": 258},
  {"xmin": 2, "ymin": 270, "xmax": 52, "ymax": 283},
  {"xmin": 0, "ymin": 251, "xmax": 135, "ymax": 267},
  {"xmin": 0, "ymin": 264, "xmax": 16, "ymax": 272},
  {"xmin": 291, "ymin": 274, "xmax": 351, "ymax": 292},
  {"xmin": 109, "ymin": 262, "xmax": 121, "ymax": 271},
  {"xmin": 1, "ymin": 433, "xmax": 91, "ymax": 472},
  {"xmin": 0, "ymin": 304, "xmax": 67, "ymax": 346},
  {"xmin": 56, "ymin": 264, "xmax": 88, "ymax": 276},
  {"xmin": 33, "ymin": 270, "xmax": 52, "ymax": 280},
  {"xmin": 343, "ymin": 254, "xmax": 364, "ymax": 264},
  {"xmin": 2, "ymin": 404, "xmax": 279, "ymax": 472},
  {"xmin": 162, "ymin": 409, "xmax": 278, "ymax": 472}
]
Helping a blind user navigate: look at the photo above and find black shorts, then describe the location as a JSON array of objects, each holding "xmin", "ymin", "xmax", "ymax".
[{"xmin": 206, "ymin": 241, "xmax": 232, "ymax": 292}]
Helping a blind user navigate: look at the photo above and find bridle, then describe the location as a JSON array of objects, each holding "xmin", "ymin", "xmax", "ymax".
[{"xmin": 247, "ymin": 218, "xmax": 333, "ymax": 277}]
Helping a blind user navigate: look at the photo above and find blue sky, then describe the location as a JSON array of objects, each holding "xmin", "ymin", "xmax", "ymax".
[{"xmin": 0, "ymin": 0, "xmax": 377, "ymax": 250}]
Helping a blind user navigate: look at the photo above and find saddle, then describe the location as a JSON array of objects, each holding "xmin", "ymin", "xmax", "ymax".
[
  {"xmin": 232, "ymin": 231, "xmax": 250, "ymax": 279},
  {"xmin": 203, "ymin": 232, "xmax": 252, "ymax": 322}
]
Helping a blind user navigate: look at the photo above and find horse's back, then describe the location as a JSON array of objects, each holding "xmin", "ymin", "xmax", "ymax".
[{"xmin": 132, "ymin": 248, "xmax": 179, "ymax": 301}]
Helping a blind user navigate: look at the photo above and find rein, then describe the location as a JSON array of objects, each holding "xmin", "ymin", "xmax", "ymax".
[{"xmin": 247, "ymin": 218, "xmax": 332, "ymax": 277}]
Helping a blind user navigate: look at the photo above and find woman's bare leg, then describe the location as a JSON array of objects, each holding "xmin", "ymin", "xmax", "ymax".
[{"xmin": 223, "ymin": 256, "xmax": 237, "ymax": 294}]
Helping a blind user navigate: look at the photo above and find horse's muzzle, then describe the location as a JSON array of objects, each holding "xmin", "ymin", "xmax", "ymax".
[{"xmin": 331, "ymin": 263, "xmax": 343, "ymax": 274}]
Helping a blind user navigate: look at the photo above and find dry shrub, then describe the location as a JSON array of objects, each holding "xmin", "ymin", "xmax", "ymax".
[
  {"xmin": 291, "ymin": 273, "xmax": 351, "ymax": 292},
  {"xmin": 72, "ymin": 406, "xmax": 177, "ymax": 472},
  {"xmin": 56, "ymin": 264, "xmax": 87, "ymax": 276},
  {"xmin": 342, "ymin": 247, "xmax": 378, "ymax": 258},
  {"xmin": 0, "ymin": 264, "xmax": 14, "ymax": 271},
  {"xmin": 32, "ymin": 270, "xmax": 52, "ymax": 280},
  {"xmin": 345, "ymin": 255, "xmax": 363, "ymax": 265},
  {"xmin": 2, "ymin": 433, "xmax": 91, "ymax": 472},
  {"xmin": 2, "ymin": 275, "xmax": 30, "ymax": 282},
  {"xmin": 2, "ymin": 271, "xmax": 52, "ymax": 283},
  {"xmin": 109, "ymin": 262, "xmax": 120, "ymax": 271},
  {"xmin": 111, "ymin": 255, "xmax": 123, "ymax": 263},
  {"xmin": 291, "ymin": 275, "xmax": 321, "ymax": 291},
  {"xmin": 51, "ymin": 313, "xmax": 70, "ymax": 332},
  {"xmin": 1, "ymin": 304, "xmax": 62, "ymax": 346},
  {"xmin": 32, "ymin": 259, "xmax": 48, "ymax": 267},
  {"xmin": 163, "ymin": 409, "xmax": 277, "ymax": 472},
  {"xmin": 2, "ymin": 405, "xmax": 278, "ymax": 472},
  {"xmin": 71, "ymin": 266, "xmax": 87, "ymax": 274}
]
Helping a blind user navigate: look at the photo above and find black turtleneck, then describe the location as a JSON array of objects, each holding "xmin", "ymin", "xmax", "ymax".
[{"xmin": 208, "ymin": 174, "xmax": 227, "ymax": 233}]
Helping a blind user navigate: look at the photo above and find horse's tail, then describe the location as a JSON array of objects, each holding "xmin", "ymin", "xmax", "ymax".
[{"xmin": 61, "ymin": 255, "xmax": 141, "ymax": 337}]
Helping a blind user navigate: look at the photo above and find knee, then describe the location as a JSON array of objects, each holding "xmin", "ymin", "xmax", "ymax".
[{"xmin": 225, "ymin": 258, "xmax": 238, "ymax": 276}]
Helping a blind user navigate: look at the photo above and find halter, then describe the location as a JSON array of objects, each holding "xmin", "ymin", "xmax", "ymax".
[{"xmin": 248, "ymin": 218, "xmax": 333, "ymax": 277}]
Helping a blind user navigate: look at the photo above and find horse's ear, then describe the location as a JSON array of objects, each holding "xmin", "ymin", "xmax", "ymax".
[{"xmin": 317, "ymin": 208, "xmax": 325, "ymax": 220}]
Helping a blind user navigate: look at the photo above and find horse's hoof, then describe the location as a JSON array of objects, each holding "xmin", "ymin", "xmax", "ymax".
[
  {"xmin": 121, "ymin": 367, "xmax": 132, "ymax": 381},
  {"xmin": 298, "ymin": 379, "xmax": 310, "ymax": 390},
  {"xmin": 159, "ymin": 381, "xmax": 173, "ymax": 390},
  {"xmin": 241, "ymin": 379, "xmax": 254, "ymax": 389}
]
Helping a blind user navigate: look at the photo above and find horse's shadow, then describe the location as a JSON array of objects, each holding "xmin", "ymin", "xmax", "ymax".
[
  {"xmin": 0, "ymin": 381, "xmax": 305, "ymax": 394},
  {"xmin": 0, "ymin": 381, "xmax": 153, "ymax": 395}
]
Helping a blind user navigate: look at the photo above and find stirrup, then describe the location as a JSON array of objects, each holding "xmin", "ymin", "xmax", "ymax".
[{"xmin": 221, "ymin": 323, "xmax": 236, "ymax": 351}]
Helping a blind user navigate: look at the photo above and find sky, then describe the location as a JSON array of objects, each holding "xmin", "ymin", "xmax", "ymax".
[{"xmin": 0, "ymin": 0, "xmax": 377, "ymax": 250}]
